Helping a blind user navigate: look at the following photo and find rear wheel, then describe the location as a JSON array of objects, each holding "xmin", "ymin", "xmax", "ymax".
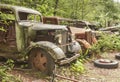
[{"xmin": 28, "ymin": 48, "xmax": 55, "ymax": 75}]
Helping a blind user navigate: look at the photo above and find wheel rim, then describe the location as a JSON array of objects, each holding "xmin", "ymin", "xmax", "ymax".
[
  {"xmin": 32, "ymin": 50, "xmax": 47, "ymax": 71},
  {"xmin": 99, "ymin": 59, "xmax": 112, "ymax": 63}
]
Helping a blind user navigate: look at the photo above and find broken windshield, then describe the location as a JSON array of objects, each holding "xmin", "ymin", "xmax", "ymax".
[{"xmin": 18, "ymin": 11, "xmax": 42, "ymax": 22}]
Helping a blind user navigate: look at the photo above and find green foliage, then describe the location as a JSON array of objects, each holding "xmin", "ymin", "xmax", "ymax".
[
  {"xmin": 0, "ymin": 13, "xmax": 15, "ymax": 20},
  {"xmin": 0, "ymin": 0, "xmax": 120, "ymax": 26},
  {"xmin": 0, "ymin": 59, "xmax": 21, "ymax": 82},
  {"xmin": 0, "ymin": 27, "xmax": 6, "ymax": 32},
  {"xmin": 71, "ymin": 59, "xmax": 85, "ymax": 73},
  {"xmin": 71, "ymin": 50, "xmax": 89, "ymax": 73},
  {"xmin": 5, "ymin": 59, "xmax": 15, "ymax": 69},
  {"xmin": 90, "ymin": 33, "xmax": 120, "ymax": 54},
  {"xmin": 0, "ymin": 11, "xmax": 15, "ymax": 32}
]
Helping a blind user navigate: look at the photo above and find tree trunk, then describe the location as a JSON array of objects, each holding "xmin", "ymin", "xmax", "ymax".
[
  {"xmin": 53, "ymin": 0, "xmax": 59, "ymax": 16},
  {"xmin": 81, "ymin": 0, "xmax": 84, "ymax": 20}
]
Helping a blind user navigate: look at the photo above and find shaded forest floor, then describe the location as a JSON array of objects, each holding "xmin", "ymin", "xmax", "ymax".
[{"xmin": 1, "ymin": 52, "xmax": 120, "ymax": 82}]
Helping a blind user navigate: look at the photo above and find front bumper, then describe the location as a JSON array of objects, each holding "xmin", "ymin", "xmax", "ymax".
[{"xmin": 58, "ymin": 53, "xmax": 80, "ymax": 65}]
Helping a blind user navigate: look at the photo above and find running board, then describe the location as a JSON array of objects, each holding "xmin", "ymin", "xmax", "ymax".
[{"xmin": 59, "ymin": 54, "xmax": 80, "ymax": 65}]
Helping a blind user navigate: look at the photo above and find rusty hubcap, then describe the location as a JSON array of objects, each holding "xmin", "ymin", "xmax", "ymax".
[{"xmin": 33, "ymin": 51, "xmax": 47, "ymax": 71}]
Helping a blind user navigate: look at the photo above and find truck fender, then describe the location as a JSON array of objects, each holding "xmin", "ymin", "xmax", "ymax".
[
  {"xmin": 28, "ymin": 41, "xmax": 66, "ymax": 61},
  {"xmin": 76, "ymin": 39, "xmax": 91, "ymax": 49},
  {"xmin": 68, "ymin": 41, "xmax": 81, "ymax": 53}
]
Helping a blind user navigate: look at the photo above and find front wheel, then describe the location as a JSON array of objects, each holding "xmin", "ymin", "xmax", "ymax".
[{"xmin": 28, "ymin": 48, "xmax": 55, "ymax": 75}]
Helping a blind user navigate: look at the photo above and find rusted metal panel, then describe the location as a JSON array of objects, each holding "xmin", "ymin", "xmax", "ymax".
[
  {"xmin": 43, "ymin": 16, "xmax": 59, "ymax": 25},
  {"xmin": 76, "ymin": 39, "xmax": 91, "ymax": 49},
  {"xmin": 75, "ymin": 33, "xmax": 85, "ymax": 39},
  {"xmin": 6, "ymin": 20, "xmax": 16, "ymax": 47},
  {"xmin": 0, "ymin": 20, "xmax": 16, "ymax": 49},
  {"xmin": 0, "ymin": 20, "xmax": 17, "ymax": 52},
  {"xmin": 85, "ymin": 30, "xmax": 92, "ymax": 45}
]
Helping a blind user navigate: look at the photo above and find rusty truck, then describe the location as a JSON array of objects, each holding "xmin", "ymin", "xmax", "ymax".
[
  {"xmin": 0, "ymin": 4, "xmax": 81, "ymax": 75},
  {"xmin": 43, "ymin": 16, "xmax": 97, "ymax": 52}
]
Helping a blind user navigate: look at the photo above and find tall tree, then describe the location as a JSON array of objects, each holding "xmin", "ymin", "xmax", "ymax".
[
  {"xmin": 0, "ymin": 0, "xmax": 120, "ymax": 26},
  {"xmin": 53, "ymin": 0, "xmax": 59, "ymax": 16}
]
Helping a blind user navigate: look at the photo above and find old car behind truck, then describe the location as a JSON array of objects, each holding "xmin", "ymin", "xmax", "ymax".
[
  {"xmin": 43, "ymin": 16, "xmax": 97, "ymax": 52},
  {"xmin": 0, "ymin": 4, "xmax": 81, "ymax": 75}
]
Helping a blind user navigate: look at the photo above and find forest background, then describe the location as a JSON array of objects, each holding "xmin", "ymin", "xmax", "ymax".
[{"xmin": 1, "ymin": 0, "xmax": 120, "ymax": 27}]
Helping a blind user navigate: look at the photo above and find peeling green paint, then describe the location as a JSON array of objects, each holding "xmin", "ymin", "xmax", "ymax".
[{"xmin": 15, "ymin": 24, "xmax": 25, "ymax": 52}]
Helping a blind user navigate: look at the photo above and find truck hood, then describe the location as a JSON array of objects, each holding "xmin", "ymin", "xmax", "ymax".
[{"xmin": 18, "ymin": 21, "xmax": 68, "ymax": 31}]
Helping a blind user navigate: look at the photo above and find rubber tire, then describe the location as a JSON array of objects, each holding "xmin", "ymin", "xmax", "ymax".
[
  {"xmin": 28, "ymin": 48, "xmax": 55, "ymax": 76},
  {"xmin": 115, "ymin": 54, "xmax": 120, "ymax": 60},
  {"xmin": 94, "ymin": 59, "xmax": 118, "ymax": 69}
]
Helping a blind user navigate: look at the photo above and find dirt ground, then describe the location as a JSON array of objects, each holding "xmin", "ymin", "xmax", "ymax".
[
  {"xmin": 82, "ymin": 52, "xmax": 120, "ymax": 82},
  {"xmin": 3, "ymin": 52, "xmax": 120, "ymax": 82}
]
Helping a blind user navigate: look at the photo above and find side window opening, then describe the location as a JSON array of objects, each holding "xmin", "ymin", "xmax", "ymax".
[{"xmin": 18, "ymin": 12, "xmax": 28, "ymax": 20}]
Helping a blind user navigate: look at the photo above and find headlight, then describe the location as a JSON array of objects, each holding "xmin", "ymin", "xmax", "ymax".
[
  {"xmin": 68, "ymin": 41, "xmax": 81, "ymax": 53},
  {"xmin": 58, "ymin": 36, "xmax": 62, "ymax": 44},
  {"xmin": 55, "ymin": 34, "xmax": 62, "ymax": 44}
]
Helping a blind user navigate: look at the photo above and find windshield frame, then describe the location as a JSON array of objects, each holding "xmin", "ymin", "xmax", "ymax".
[{"xmin": 17, "ymin": 11, "xmax": 42, "ymax": 22}]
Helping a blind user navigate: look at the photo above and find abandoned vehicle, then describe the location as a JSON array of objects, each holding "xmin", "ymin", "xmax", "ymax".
[
  {"xmin": 43, "ymin": 16, "xmax": 97, "ymax": 52},
  {"xmin": 0, "ymin": 4, "xmax": 81, "ymax": 75}
]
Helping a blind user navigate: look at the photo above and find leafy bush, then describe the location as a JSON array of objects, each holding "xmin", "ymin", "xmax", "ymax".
[
  {"xmin": 0, "ymin": 59, "xmax": 21, "ymax": 82},
  {"xmin": 90, "ymin": 33, "xmax": 120, "ymax": 54},
  {"xmin": 71, "ymin": 59, "xmax": 85, "ymax": 73},
  {"xmin": 71, "ymin": 50, "xmax": 89, "ymax": 73}
]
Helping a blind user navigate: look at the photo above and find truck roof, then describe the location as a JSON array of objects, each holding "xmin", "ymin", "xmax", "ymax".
[
  {"xmin": 32, "ymin": 23, "xmax": 68, "ymax": 31},
  {"xmin": 0, "ymin": 4, "xmax": 41, "ymax": 15}
]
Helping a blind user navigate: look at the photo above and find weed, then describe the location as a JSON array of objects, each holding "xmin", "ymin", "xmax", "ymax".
[
  {"xmin": 71, "ymin": 59, "xmax": 85, "ymax": 73},
  {"xmin": 70, "ymin": 50, "xmax": 89, "ymax": 73},
  {"xmin": 0, "ymin": 59, "xmax": 22, "ymax": 82},
  {"xmin": 90, "ymin": 33, "xmax": 120, "ymax": 55}
]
